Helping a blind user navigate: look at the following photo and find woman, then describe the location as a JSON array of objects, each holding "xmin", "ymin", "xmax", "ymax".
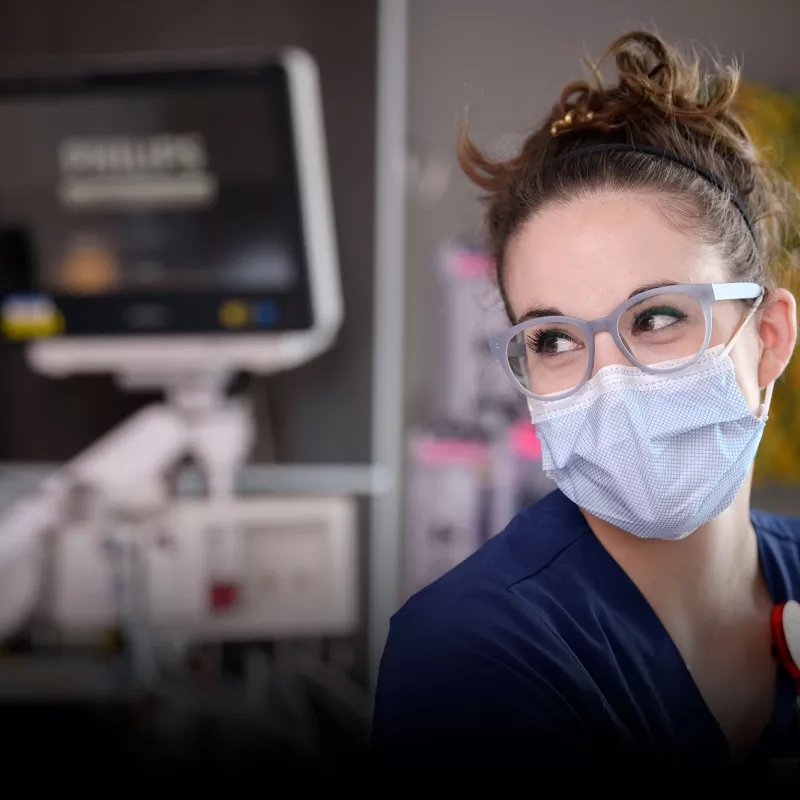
[{"xmin": 372, "ymin": 31, "xmax": 800, "ymax": 779}]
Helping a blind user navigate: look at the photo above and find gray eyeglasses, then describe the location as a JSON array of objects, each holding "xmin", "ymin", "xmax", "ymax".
[{"xmin": 488, "ymin": 282, "xmax": 763, "ymax": 401}]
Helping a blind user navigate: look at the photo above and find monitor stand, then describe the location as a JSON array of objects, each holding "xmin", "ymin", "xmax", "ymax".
[{"xmin": 0, "ymin": 366, "xmax": 254, "ymax": 673}]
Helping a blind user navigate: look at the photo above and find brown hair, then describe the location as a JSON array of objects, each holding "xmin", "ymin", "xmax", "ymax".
[{"xmin": 458, "ymin": 31, "xmax": 798, "ymax": 319}]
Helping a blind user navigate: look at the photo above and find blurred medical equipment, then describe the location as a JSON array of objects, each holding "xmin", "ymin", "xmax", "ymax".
[
  {"xmin": 403, "ymin": 241, "xmax": 555, "ymax": 598},
  {"xmin": 405, "ymin": 425, "xmax": 492, "ymax": 593},
  {"xmin": 0, "ymin": 49, "xmax": 368, "ymax": 765}
]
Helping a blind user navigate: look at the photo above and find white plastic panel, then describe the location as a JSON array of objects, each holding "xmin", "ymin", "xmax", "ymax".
[
  {"xmin": 170, "ymin": 494, "xmax": 358, "ymax": 640},
  {"xmin": 0, "ymin": 498, "xmax": 49, "ymax": 639},
  {"xmin": 43, "ymin": 494, "xmax": 357, "ymax": 641},
  {"xmin": 47, "ymin": 522, "xmax": 117, "ymax": 629},
  {"xmin": 143, "ymin": 518, "xmax": 205, "ymax": 628}
]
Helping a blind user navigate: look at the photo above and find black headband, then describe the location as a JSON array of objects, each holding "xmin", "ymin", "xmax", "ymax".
[{"xmin": 559, "ymin": 143, "xmax": 757, "ymax": 242}]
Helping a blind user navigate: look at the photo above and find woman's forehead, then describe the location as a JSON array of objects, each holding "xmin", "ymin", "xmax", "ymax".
[{"xmin": 504, "ymin": 193, "xmax": 726, "ymax": 323}]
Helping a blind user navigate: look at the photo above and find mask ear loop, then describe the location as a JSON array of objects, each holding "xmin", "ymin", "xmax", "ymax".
[
  {"xmin": 761, "ymin": 380, "xmax": 775, "ymax": 419},
  {"xmin": 721, "ymin": 293, "xmax": 774, "ymax": 418}
]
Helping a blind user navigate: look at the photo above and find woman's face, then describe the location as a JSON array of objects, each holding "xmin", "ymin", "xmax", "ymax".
[{"xmin": 503, "ymin": 192, "xmax": 764, "ymax": 411}]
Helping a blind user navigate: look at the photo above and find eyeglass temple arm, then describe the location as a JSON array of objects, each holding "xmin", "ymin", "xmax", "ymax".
[
  {"xmin": 712, "ymin": 282, "xmax": 763, "ymax": 302},
  {"xmin": 722, "ymin": 291, "xmax": 764, "ymax": 357},
  {"xmin": 716, "ymin": 284, "xmax": 773, "ymax": 413}
]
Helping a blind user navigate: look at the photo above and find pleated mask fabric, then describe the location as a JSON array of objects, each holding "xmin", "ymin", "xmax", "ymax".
[{"xmin": 528, "ymin": 346, "xmax": 769, "ymax": 540}]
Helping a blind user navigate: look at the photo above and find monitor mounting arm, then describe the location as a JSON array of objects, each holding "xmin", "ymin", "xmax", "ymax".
[{"xmin": 0, "ymin": 368, "xmax": 254, "ymax": 643}]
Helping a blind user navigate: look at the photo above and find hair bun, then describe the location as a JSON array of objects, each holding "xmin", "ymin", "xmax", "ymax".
[
  {"xmin": 549, "ymin": 31, "xmax": 742, "ymax": 143},
  {"xmin": 614, "ymin": 31, "xmax": 680, "ymax": 100}
]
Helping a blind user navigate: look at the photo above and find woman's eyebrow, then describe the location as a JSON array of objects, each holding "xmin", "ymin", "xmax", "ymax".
[
  {"xmin": 626, "ymin": 279, "xmax": 680, "ymax": 300},
  {"xmin": 516, "ymin": 305, "xmax": 564, "ymax": 324},
  {"xmin": 516, "ymin": 280, "xmax": 682, "ymax": 325}
]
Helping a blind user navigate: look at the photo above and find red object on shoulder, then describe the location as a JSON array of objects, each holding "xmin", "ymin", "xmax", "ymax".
[{"xmin": 771, "ymin": 601, "xmax": 800, "ymax": 682}]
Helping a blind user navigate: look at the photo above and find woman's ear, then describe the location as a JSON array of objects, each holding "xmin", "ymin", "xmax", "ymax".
[{"xmin": 758, "ymin": 288, "xmax": 798, "ymax": 389}]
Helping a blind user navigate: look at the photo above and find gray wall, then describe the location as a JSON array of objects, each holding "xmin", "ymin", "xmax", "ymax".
[{"xmin": 405, "ymin": 0, "xmax": 800, "ymax": 423}]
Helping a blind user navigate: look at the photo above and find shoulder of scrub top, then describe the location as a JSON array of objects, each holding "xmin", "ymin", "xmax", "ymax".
[{"xmin": 395, "ymin": 488, "xmax": 593, "ymax": 628}]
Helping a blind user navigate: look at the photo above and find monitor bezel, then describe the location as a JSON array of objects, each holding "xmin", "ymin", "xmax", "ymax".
[{"xmin": 0, "ymin": 48, "xmax": 342, "ymax": 376}]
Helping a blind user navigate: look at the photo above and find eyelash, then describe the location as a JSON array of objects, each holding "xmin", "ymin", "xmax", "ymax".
[
  {"xmin": 632, "ymin": 306, "xmax": 688, "ymax": 330},
  {"xmin": 527, "ymin": 328, "xmax": 576, "ymax": 352}
]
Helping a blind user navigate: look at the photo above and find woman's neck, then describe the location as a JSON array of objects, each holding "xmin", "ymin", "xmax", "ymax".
[
  {"xmin": 582, "ymin": 474, "xmax": 772, "ymax": 646},
  {"xmin": 582, "ymin": 475, "xmax": 779, "ymax": 755}
]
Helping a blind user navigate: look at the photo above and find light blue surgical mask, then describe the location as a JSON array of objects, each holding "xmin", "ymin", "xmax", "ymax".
[{"xmin": 527, "ymin": 316, "xmax": 773, "ymax": 541}]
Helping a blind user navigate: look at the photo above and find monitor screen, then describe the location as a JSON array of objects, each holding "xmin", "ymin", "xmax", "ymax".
[{"xmin": 0, "ymin": 62, "xmax": 315, "ymax": 339}]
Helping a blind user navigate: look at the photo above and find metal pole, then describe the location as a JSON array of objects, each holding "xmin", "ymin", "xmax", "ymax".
[{"xmin": 369, "ymin": 0, "xmax": 408, "ymax": 691}]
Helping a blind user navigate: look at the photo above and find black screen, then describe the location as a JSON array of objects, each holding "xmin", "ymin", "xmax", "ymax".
[{"xmin": 0, "ymin": 63, "xmax": 314, "ymax": 338}]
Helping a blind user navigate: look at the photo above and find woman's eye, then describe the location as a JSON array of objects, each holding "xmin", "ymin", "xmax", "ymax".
[
  {"xmin": 633, "ymin": 306, "xmax": 687, "ymax": 333},
  {"xmin": 528, "ymin": 330, "xmax": 582, "ymax": 355}
]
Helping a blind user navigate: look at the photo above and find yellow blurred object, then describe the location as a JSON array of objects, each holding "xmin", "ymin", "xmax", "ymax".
[
  {"xmin": 737, "ymin": 82, "xmax": 800, "ymax": 486},
  {"xmin": 219, "ymin": 299, "xmax": 250, "ymax": 328},
  {"xmin": 1, "ymin": 297, "xmax": 64, "ymax": 340}
]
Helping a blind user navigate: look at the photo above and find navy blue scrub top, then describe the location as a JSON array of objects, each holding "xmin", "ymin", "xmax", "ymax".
[{"xmin": 372, "ymin": 490, "xmax": 800, "ymax": 776}]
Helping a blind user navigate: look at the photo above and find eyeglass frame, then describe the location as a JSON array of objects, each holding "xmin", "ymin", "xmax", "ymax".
[{"xmin": 488, "ymin": 282, "xmax": 764, "ymax": 401}]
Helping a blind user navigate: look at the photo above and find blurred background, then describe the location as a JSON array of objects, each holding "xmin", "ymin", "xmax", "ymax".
[{"xmin": 0, "ymin": 0, "xmax": 797, "ymax": 776}]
